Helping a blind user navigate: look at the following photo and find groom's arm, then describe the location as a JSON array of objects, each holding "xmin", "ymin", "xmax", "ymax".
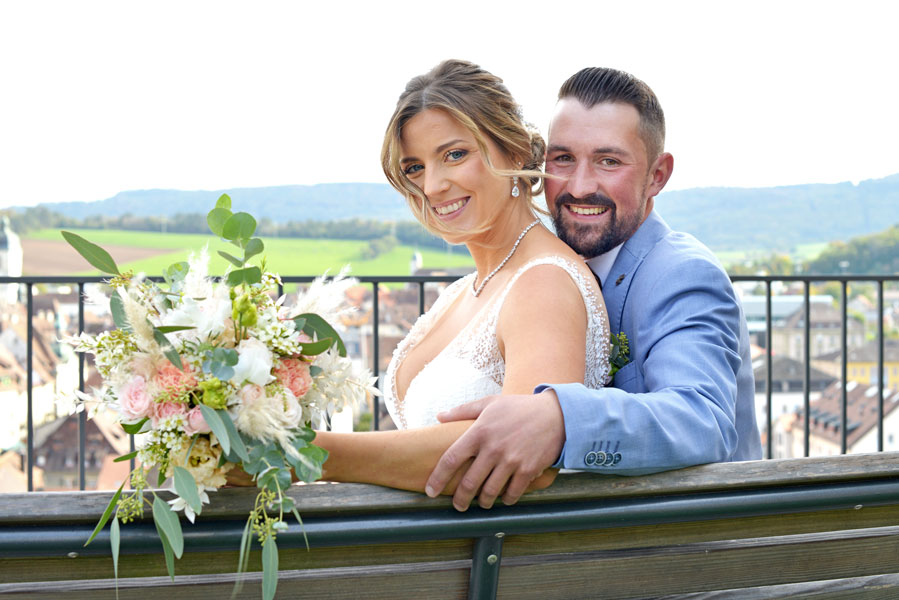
[{"xmin": 428, "ymin": 255, "xmax": 747, "ymax": 506}]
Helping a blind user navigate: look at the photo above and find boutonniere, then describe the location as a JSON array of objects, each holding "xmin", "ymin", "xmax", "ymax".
[{"xmin": 609, "ymin": 332, "xmax": 630, "ymax": 377}]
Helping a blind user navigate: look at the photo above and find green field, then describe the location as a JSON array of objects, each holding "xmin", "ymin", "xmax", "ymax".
[
  {"xmin": 30, "ymin": 229, "xmax": 474, "ymax": 277},
  {"xmin": 714, "ymin": 242, "xmax": 829, "ymax": 268}
]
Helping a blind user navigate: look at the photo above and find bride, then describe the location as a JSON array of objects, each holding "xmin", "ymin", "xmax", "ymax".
[{"xmin": 235, "ymin": 60, "xmax": 610, "ymax": 504}]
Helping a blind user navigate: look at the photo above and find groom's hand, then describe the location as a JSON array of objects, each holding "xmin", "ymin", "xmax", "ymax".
[{"xmin": 426, "ymin": 390, "xmax": 565, "ymax": 511}]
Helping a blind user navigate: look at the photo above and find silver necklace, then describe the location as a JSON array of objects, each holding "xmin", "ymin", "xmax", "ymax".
[{"xmin": 471, "ymin": 219, "xmax": 541, "ymax": 297}]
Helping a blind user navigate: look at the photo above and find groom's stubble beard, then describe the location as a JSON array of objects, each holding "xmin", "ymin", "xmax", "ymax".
[{"xmin": 551, "ymin": 191, "xmax": 646, "ymax": 259}]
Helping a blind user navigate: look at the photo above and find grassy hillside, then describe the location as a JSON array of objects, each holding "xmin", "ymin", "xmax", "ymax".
[{"xmin": 29, "ymin": 229, "xmax": 473, "ymax": 277}]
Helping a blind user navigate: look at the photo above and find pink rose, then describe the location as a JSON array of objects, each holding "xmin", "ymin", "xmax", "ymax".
[
  {"xmin": 273, "ymin": 358, "xmax": 313, "ymax": 398},
  {"xmin": 119, "ymin": 376, "xmax": 152, "ymax": 421},
  {"xmin": 238, "ymin": 383, "xmax": 266, "ymax": 408},
  {"xmin": 155, "ymin": 360, "xmax": 198, "ymax": 401},
  {"xmin": 152, "ymin": 401, "xmax": 187, "ymax": 426},
  {"xmin": 183, "ymin": 406, "xmax": 212, "ymax": 436}
]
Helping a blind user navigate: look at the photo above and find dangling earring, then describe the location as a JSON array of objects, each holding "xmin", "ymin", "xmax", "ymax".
[{"xmin": 511, "ymin": 176, "xmax": 520, "ymax": 198}]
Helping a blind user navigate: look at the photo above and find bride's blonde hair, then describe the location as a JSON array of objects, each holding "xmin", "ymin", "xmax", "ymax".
[{"xmin": 381, "ymin": 59, "xmax": 546, "ymax": 239}]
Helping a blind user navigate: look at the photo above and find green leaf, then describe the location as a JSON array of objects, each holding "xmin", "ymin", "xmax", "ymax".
[
  {"xmin": 109, "ymin": 292, "xmax": 130, "ymax": 331},
  {"xmin": 157, "ymin": 467, "xmax": 167, "ymax": 487},
  {"xmin": 297, "ymin": 337, "xmax": 335, "ymax": 356},
  {"xmin": 120, "ymin": 418, "xmax": 148, "ymax": 435},
  {"xmin": 262, "ymin": 538, "xmax": 278, "ymax": 600},
  {"xmin": 215, "ymin": 193, "xmax": 232, "ymax": 210},
  {"xmin": 236, "ymin": 515, "xmax": 253, "ymax": 585},
  {"xmin": 113, "ymin": 450, "xmax": 139, "ymax": 463},
  {"xmin": 110, "ymin": 517, "xmax": 120, "ymax": 584},
  {"xmin": 217, "ymin": 409, "xmax": 249, "ymax": 462},
  {"xmin": 222, "ymin": 212, "xmax": 257, "ymax": 242},
  {"xmin": 207, "ymin": 207, "xmax": 232, "ymax": 237},
  {"xmin": 163, "ymin": 261, "xmax": 189, "ymax": 286},
  {"xmin": 298, "ymin": 313, "xmax": 347, "ymax": 357},
  {"xmin": 152, "ymin": 495, "xmax": 184, "ymax": 558},
  {"xmin": 227, "ymin": 266, "xmax": 262, "ymax": 287},
  {"xmin": 292, "ymin": 317, "xmax": 306, "ymax": 331},
  {"xmin": 173, "ymin": 467, "xmax": 202, "ymax": 517},
  {"xmin": 199, "ymin": 404, "xmax": 230, "ymax": 456},
  {"xmin": 154, "ymin": 514, "xmax": 176, "ymax": 581},
  {"xmin": 152, "ymin": 328, "xmax": 183, "ymax": 370},
  {"xmin": 309, "ymin": 365, "xmax": 323, "ymax": 377},
  {"xmin": 294, "ymin": 425, "xmax": 316, "ymax": 443},
  {"xmin": 84, "ymin": 480, "xmax": 125, "ymax": 546},
  {"xmin": 243, "ymin": 238, "xmax": 264, "ymax": 261},
  {"xmin": 288, "ymin": 445, "xmax": 328, "ymax": 483},
  {"xmin": 154, "ymin": 325, "xmax": 196, "ymax": 334},
  {"xmin": 61, "ymin": 231, "xmax": 120, "ymax": 275},
  {"xmin": 217, "ymin": 250, "xmax": 244, "ymax": 268}
]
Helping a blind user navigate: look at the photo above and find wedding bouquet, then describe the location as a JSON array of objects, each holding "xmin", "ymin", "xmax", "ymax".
[{"xmin": 62, "ymin": 195, "xmax": 377, "ymax": 599}]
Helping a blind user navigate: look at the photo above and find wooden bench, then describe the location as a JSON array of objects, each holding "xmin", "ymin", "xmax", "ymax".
[{"xmin": 3, "ymin": 453, "xmax": 899, "ymax": 599}]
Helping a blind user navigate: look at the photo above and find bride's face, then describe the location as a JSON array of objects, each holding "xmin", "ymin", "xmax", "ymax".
[{"xmin": 400, "ymin": 108, "xmax": 514, "ymax": 242}]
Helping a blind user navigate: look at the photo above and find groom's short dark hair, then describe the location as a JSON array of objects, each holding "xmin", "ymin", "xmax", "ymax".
[{"xmin": 558, "ymin": 67, "xmax": 666, "ymax": 160}]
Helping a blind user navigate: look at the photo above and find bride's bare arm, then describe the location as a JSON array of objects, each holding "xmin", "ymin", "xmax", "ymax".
[{"xmin": 314, "ymin": 421, "xmax": 556, "ymax": 494}]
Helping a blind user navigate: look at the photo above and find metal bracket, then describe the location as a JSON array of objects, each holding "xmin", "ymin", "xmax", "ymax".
[{"xmin": 468, "ymin": 531, "xmax": 505, "ymax": 600}]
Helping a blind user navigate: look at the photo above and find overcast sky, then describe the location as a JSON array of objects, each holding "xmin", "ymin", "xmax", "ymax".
[{"xmin": 1, "ymin": 0, "xmax": 897, "ymax": 209}]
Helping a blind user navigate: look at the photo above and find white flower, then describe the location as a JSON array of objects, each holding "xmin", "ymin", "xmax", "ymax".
[
  {"xmin": 167, "ymin": 487, "xmax": 213, "ymax": 523},
  {"xmin": 183, "ymin": 247, "xmax": 213, "ymax": 299},
  {"xmin": 162, "ymin": 284, "xmax": 231, "ymax": 341},
  {"xmin": 231, "ymin": 337, "xmax": 275, "ymax": 387}
]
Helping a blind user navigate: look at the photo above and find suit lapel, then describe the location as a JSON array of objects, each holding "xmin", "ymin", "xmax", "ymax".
[{"xmin": 601, "ymin": 211, "xmax": 670, "ymax": 333}]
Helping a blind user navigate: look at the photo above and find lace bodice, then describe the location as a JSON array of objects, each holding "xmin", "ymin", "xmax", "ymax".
[{"xmin": 384, "ymin": 256, "xmax": 610, "ymax": 429}]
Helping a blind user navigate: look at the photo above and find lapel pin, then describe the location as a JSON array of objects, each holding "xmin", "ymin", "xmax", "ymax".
[{"xmin": 615, "ymin": 274, "xmax": 625, "ymax": 286}]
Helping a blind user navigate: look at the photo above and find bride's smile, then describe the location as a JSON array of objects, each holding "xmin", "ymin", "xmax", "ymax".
[{"xmin": 399, "ymin": 108, "xmax": 516, "ymax": 241}]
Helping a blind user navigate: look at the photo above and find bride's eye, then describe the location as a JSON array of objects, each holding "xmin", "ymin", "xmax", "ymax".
[
  {"xmin": 445, "ymin": 149, "xmax": 467, "ymax": 162},
  {"xmin": 403, "ymin": 163, "xmax": 424, "ymax": 176}
]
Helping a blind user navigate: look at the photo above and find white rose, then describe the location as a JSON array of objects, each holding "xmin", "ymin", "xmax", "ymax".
[
  {"xmin": 279, "ymin": 389, "xmax": 303, "ymax": 429},
  {"xmin": 230, "ymin": 337, "xmax": 275, "ymax": 387}
]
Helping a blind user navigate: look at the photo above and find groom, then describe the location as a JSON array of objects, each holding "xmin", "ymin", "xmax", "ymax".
[{"xmin": 425, "ymin": 67, "xmax": 762, "ymax": 511}]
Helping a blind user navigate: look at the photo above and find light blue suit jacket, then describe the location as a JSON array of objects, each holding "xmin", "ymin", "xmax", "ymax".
[{"xmin": 541, "ymin": 210, "xmax": 762, "ymax": 474}]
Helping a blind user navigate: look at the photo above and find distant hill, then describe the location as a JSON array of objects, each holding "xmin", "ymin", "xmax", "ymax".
[
  {"xmin": 25, "ymin": 184, "xmax": 412, "ymax": 223},
  {"xmin": 16, "ymin": 174, "xmax": 899, "ymax": 252},
  {"xmin": 654, "ymin": 173, "xmax": 899, "ymax": 251}
]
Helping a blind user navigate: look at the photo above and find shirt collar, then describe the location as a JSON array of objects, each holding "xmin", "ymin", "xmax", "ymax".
[{"xmin": 585, "ymin": 244, "xmax": 624, "ymax": 287}]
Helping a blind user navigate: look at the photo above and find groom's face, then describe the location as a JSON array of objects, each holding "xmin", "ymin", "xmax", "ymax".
[{"xmin": 545, "ymin": 99, "xmax": 655, "ymax": 259}]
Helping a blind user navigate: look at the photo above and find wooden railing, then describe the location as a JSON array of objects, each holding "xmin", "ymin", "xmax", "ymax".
[{"xmin": 3, "ymin": 453, "xmax": 899, "ymax": 599}]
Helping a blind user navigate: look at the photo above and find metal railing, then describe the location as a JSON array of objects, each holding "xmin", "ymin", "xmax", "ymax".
[{"xmin": 2, "ymin": 273, "xmax": 898, "ymax": 492}]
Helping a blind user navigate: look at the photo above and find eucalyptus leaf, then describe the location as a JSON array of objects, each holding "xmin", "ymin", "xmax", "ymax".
[
  {"xmin": 199, "ymin": 404, "xmax": 231, "ymax": 456},
  {"xmin": 217, "ymin": 409, "xmax": 249, "ymax": 462},
  {"xmin": 163, "ymin": 261, "xmax": 189, "ymax": 286},
  {"xmin": 297, "ymin": 337, "xmax": 334, "ymax": 356},
  {"xmin": 222, "ymin": 212, "xmax": 257, "ymax": 242},
  {"xmin": 113, "ymin": 450, "xmax": 139, "ymax": 463},
  {"xmin": 207, "ymin": 207, "xmax": 232, "ymax": 238},
  {"xmin": 289, "ymin": 445, "xmax": 328, "ymax": 483},
  {"xmin": 152, "ymin": 495, "xmax": 184, "ymax": 558},
  {"xmin": 309, "ymin": 365, "xmax": 323, "ymax": 377},
  {"xmin": 298, "ymin": 312, "xmax": 347, "ymax": 357},
  {"xmin": 292, "ymin": 317, "xmax": 306, "ymax": 331},
  {"xmin": 227, "ymin": 266, "xmax": 262, "ymax": 287},
  {"xmin": 294, "ymin": 425, "xmax": 317, "ymax": 443},
  {"xmin": 154, "ymin": 514, "xmax": 176, "ymax": 581},
  {"xmin": 218, "ymin": 250, "xmax": 244, "ymax": 268},
  {"xmin": 84, "ymin": 480, "xmax": 125, "ymax": 546},
  {"xmin": 243, "ymin": 237, "xmax": 264, "ymax": 261},
  {"xmin": 154, "ymin": 325, "xmax": 196, "ymax": 334},
  {"xmin": 61, "ymin": 231, "xmax": 120, "ymax": 275},
  {"xmin": 152, "ymin": 328, "xmax": 183, "ymax": 370},
  {"xmin": 291, "ymin": 507, "xmax": 310, "ymax": 551},
  {"xmin": 173, "ymin": 467, "xmax": 202, "ymax": 516},
  {"xmin": 120, "ymin": 418, "xmax": 148, "ymax": 435},
  {"xmin": 109, "ymin": 292, "xmax": 130, "ymax": 331},
  {"xmin": 262, "ymin": 538, "xmax": 278, "ymax": 600},
  {"xmin": 110, "ymin": 517, "xmax": 120, "ymax": 584},
  {"xmin": 215, "ymin": 193, "xmax": 232, "ymax": 210}
]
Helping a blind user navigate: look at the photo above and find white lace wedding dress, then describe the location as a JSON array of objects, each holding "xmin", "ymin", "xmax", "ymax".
[{"xmin": 384, "ymin": 256, "xmax": 611, "ymax": 429}]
